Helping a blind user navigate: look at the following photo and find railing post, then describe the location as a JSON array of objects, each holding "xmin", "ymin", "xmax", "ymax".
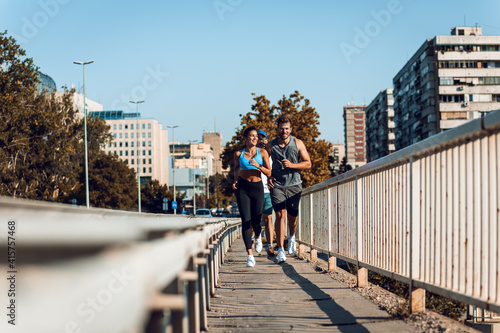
[{"xmin": 195, "ymin": 256, "xmax": 208, "ymax": 331}]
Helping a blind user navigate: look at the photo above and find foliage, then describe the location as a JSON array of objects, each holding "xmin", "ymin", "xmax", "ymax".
[
  {"xmin": 141, "ymin": 179, "xmax": 186, "ymax": 213},
  {"xmin": 338, "ymin": 156, "xmax": 352, "ymax": 175},
  {"xmin": 220, "ymin": 91, "xmax": 332, "ymax": 196},
  {"xmin": 208, "ymin": 173, "xmax": 234, "ymax": 208}
]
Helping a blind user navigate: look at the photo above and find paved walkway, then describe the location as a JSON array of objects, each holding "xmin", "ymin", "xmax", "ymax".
[{"xmin": 207, "ymin": 239, "xmax": 417, "ymax": 332}]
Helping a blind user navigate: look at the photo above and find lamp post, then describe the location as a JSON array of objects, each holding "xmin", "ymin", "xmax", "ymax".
[
  {"xmin": 167, "ymin": 125, "xmax": 179, "ymax": 214},
  {"xmin": 73, "ymin": 60, "xmax": 94, "ymax": 209},
  {"xmin": 189, "ymin": 139, "xmax": 198, "ymax": 213},
  {"xmin": 130, "ymin": 100, "xmax": 145, "ymax": 212}
]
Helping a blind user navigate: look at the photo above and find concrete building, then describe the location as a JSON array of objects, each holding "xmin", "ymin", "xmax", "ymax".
[
  {"xmin": 366, "ymin": 89, "xmax": 396, "ymax": 162},
  {"xmin": 93, "ymin": 111, "xmax": 169, "ymax": 186},
  {"xmin": 56, "ymin": 92, "xmax": 103, "ymax": 115},
  {"xmin": 330, "ymin": 142, "xmax": 345, "ymax": 176},
  {"xmin": 202, "ymin": 132, "xmax": 227, "ymax": 175},
  {"xmin": 343, "ymin": 105, "xmax": 367, "ymax": 168},
  {"xmin": 393, "ymin": 26, "xmax": 500, "ymax": 149}
]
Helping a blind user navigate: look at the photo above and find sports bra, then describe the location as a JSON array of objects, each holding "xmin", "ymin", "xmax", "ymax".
[{"xmin": 239, "ymin": 147, "xmax": 263, "ymax": 170}]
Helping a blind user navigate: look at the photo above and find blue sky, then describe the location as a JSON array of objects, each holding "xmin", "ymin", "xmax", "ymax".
[{"xmin": 2, "ymin": 0, "xmax": 500, "ymax": 145}]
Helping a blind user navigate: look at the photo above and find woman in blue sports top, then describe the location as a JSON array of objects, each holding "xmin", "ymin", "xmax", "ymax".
[{"xmin": 233, "ymin": 126, "xmax": 271, "ymax": 267}]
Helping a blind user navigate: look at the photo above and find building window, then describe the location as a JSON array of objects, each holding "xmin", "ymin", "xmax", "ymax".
[
  {"xmin": 143, "ymin": 150, "xmax": 146, "ymax": 156},
  {"xmin": 493, "ymin": 94, "xmax": 500, "ymax": 102},
  {"xmin": 143, "ymin": 167, "xmax": 146, "ymax": 173},
  {"xmin": 108, "ymin": 143, "xmax": 111, "ymax": 148},
  {"xmin": 119, "ymin": 124, "xmax": 122, "ymax": 130},
  {"xmin": 119, "ymin": 151, "xmax": 122, "ymax": 156},
  {"xmin": 148, "ymin": 150, "xmax": 152, "ymax": 156},
  {"xmin": 119, "ymin": 133, "xmax": 122, "ymax": 139},
  {"xmin": 114, "ymin": 142, "xmax": 117, "ymax": 147},
  {"xmin": 148, "ymin": 123, "xmax": 151, "ymax": 129},
  {"xmin": 148, "ymin": 141, "xmax": 151, "ymax": 147},
  {"xmin": 142, "ymin": 124, "xmax": 145, "ymax": 129},
  {"xmin": 131, "ymin": 150, "xmax": 134, "ymax": 156},
  {"xmin": 148, "ymin": 132, "xmax": 151, "ymax": 138},
  {"xmin": 125, "ymin": 133, "xmax": 128, "ymax": 139},
  {"xmin": 149, "ymin": 167, "xmax": 152, "ymax": 173},
  {"xmin": 119, "ymin": 142, "xmax": 122, "ymax": 147},
  {"xmin": 142, "ymin": 141, "xmax": 146, "ymax": 147},
  {"xmin": 125, "ymin": 160, "xmax": 128, "ymax": 164},
  {"xmin": 131, "ymin": 133, "xmax": 134, "ymax": 139},
  {"xmin": 131, "ymin": 142, "xmax": 134, "ymax": 147},
  {"xmin": 148, "ymin": 158, "xmax": 152, "ymax": 164},
  {"xmin": 125, "ymin": 125, "xmax": 128, "ymax": 130},
  {"xmin": 125, "ymin": 142, "xmax": 128, "ymax": 147},
  {"xmin": 125, "ymin": 151, "xmax": 128, "ymax": 156},
  {"xmin": 142, "ymin": 132, "xmax": 145, "ymax": 138},
  {"xmin": 131, "ymin": 124, "xmax": 134, "ymax": 130},
  {"xmin": 131, "ymin": 159, "xmax": 134, "ymax": 165},
  {"xmin": 113, "ymin": 133, "xmax": 117, "ymax": 139},
  {"xmin": 114, "ymin": 151, "xmax": 117, "ymax": 155}
]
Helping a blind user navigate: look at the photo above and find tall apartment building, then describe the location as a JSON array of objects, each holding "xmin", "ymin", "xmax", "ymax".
[
  {"xmin": 343, "ymin": 105, "xmax": 367, "ymax": 168},
  {"xmin": 92, "ymin": 110, "xmax": 169, "ymax": 186},
  {"xmin": 393, "ymin": 26, "xmax": 500, "ymax": 149},
  {"xmin": 366, "ymin": 89, "xmax": 396, "ymax": 162},
  {"xmin": 202, "ymin": 132, "xmax": 227, "ymax": 175}
]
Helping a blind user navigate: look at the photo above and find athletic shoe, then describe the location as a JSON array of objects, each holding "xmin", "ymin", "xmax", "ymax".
[
  {"xmin": 255, "ymin": 237, "xmax": 263, "ymax": 253},
  {"xmin": 277, "ymin": 248, "xmax": 286, "ymax": 263},
  {"xmin": 246, "ymin": 255, "xmax": 256, "ymax": 267},
  {"xmin": 288, "ymin": 234, "xmax": 296, "ymax": 255},
  {"xmin": 267, "ymin": 245, "xmax": 275, "ymax": 257}
]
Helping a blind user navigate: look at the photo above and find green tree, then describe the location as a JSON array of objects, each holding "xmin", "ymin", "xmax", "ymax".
[
  {"xmin": 0, "ymin": 32, "xmax": 81, "ymax": 200},
  {"xmin": 338, "ymin": 156, "xmax": 352, "ymax": 175},
  {"xmin": 221, "ymin": 91, "xmax": 332, "ymax": 195},
  {"xmin": 141, "ymin": 179, "xmax": 186, "ymax": 213}
]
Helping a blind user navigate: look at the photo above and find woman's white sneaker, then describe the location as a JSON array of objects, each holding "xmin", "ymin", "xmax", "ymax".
[
  {"xmin": 255, "ymin": 237, "xmax": 263, "ymax": 253},
  {"xmin": 246, "ymin": 255, "xmax": 256, "ymax": 267}
]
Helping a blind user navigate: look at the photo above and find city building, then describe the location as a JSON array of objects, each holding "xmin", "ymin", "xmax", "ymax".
[
  {"xmin": 92, "ymin": 111, "xmax": 169, "ymax": 186},
  {"xmin": 169, "ymin": 141, "xmax": 214, "ymax": 208},
  {"xmin": 393, "ymin": 26, "xmax": 500, "ymax": 149},
  {"xmin": 343, "ymin": 105, "xmax": 367, "ymax": 168},
  {"xmin": 330, "ymin": 142, "xmax": 345, "ymax": 176},
  {"xmin": 202, "ymin": 131, "xmax": 227, "ymax": 175},
  {"xmin": 37, "ymin": 71, "xmax": 56, "ymax": 94},
  {"xmin": 366, "ymin": 89, "xmax": 396, "ymax": 162},
  {"xmin": 55, "ymin": 91, "xmax": 103, "ymax": 115}
]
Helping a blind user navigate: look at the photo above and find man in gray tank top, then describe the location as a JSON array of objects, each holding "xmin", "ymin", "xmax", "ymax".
[{"xmin": 268, "ymin": 115, "xmax": 311, "ymax": 263}]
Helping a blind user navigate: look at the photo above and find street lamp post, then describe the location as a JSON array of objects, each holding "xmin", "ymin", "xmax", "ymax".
[
  {"xmin": 73, "ymin": 60, "xmax": 94, "ymax": 209},
  {"xmin": 130, "ymin": 100, "xmax": 145, "ymax": 212},
  {"xmin": 167, "ymin": 125, "xmax": 179, "ymax": 214},
  {"xmin": 189, "ymin": 139, "xmax": 198, "ymax": 213}
]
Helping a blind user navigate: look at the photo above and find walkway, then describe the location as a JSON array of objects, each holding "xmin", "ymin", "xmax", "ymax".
[{"xmin": 207, "ymin": 239, "xmax": 417, "ymax": 332}]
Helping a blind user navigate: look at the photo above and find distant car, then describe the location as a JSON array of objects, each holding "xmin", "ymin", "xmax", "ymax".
[
  {"xmin": 181, "ymin": 210, "xmax": 192, "ymax": 216},
  {"xmin": 213, "ymin": 208, "xmax": 224, "ymax": 217},
  {"xmin": 194, "ymin": 208, "xmax": 212, "ymax": 217}
]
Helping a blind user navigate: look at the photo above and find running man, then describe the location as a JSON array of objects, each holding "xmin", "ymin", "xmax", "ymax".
[{"xmin": 268, "ymin": 115, "xmax": 311, "ymax": 263}]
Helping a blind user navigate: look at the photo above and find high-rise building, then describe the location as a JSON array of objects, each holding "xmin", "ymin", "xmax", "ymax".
[
  {"xmin": 93, "ymin": 111, "xmax": 169, "ymax": 186},
  {"xmin": 393, "ymin": 26, "xmax": 500, "ymax": 150},
  {"xmin": 37, "ymin": 72, "xmax": 56, "ymax": 94},
  {"xmin": 343, "ymin": 105, "xmax": 367, "ymax": 168},
  {"xmin": 202, "ymin": 132, "xmax": 227, "ymax": 175},
  {"xmin": 366, "ymin": 89, "xmax": 395, "ymax": 162}
]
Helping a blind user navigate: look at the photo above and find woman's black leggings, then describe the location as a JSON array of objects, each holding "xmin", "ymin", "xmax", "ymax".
[{"xmin": 236, "ymin": 178, "xmax": 264, "ymax": 251}]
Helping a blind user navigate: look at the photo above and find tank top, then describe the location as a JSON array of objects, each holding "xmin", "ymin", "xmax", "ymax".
[
  {"xmin": 270, "ymin": 136, "xmax": 302, "ymax": 186},
  {"xmin": 239, "ymin": 147, "xmax": 263, "ymax": 170}
]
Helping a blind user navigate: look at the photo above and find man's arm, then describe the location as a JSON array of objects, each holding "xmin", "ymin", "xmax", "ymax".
[{"xmin": 281, "ymin": 138, "xmax": 311, "ymax": 170}]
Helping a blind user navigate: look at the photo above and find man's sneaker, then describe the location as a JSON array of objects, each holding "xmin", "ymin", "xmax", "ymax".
[
  {"xmin": 255, "ymin": 237, "xmax": 263, "ymax": 253},
  {"xmin": 267, "ymin": 245, "xmax": 275, "ymax": 257},
  {"xmin": 277, "ymin": 248, "xmax": 287, "ymax": 263},
  {"xmin": 288, "ymin": 234, "xmax": 296, "ymax": 255},
  {"xmin": 246, "ymin": 255, "xmax": 256, "ymax": 267}
]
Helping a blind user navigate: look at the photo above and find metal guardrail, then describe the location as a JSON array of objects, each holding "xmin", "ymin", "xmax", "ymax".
[
  {"xmin": 0, "ymin": 197, "xmax": 241, "ymax": 333},
  {"xmin": 299, "ymin": 110, "xmax": 500, "ymax": 313}
]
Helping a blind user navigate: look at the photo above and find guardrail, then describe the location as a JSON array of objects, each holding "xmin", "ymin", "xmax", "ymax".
[
  {"xmin": 0, "ymin": 197, "xmax": 241, "ymax": 333},
  {"xmin": 299, "ymin": 110, "xmax": 500, "ymax": 313}
]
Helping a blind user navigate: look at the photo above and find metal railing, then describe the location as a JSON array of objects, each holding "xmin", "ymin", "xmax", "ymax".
[
  {"xmin": 299, "ymin": 110, "xmax": 500, "ymax": 313},
  {"xmin": 0, "ymin": 197, "xmax": 241, "ymax": 333}
]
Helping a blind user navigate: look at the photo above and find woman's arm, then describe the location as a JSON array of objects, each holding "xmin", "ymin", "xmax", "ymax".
[{"xmin": 232, "ymin": 151, "xmax": 241, "ymax": 189}]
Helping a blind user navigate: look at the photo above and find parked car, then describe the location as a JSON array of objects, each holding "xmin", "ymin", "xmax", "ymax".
[
  {"xmin": 213, "ymin": 208, "xmax": 224, "ymax": 217},
  {"xmin": 181, "ymin": 210, "xmax": 192, "ymax": 216},
  {"xmin": 194, "ymin": 208, "xmax": 212, "ymax": 217}
]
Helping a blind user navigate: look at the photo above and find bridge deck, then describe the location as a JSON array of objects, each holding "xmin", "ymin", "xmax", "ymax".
[{"xmin": 207, "ymin": 239, "xmax": 417, "ymax": 332}]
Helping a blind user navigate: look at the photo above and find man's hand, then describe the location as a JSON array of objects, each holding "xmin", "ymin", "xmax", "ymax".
[
  {"xmin": 282, "ymin": 159, "xmax": 292, "ymax": 169},
  {"xmin": 267, "ymin": 176, "xmax": 275, "ymax": 189},
  {"xmin": 232, "ymin": 181, "xmax": 238, "ymax": 190}
]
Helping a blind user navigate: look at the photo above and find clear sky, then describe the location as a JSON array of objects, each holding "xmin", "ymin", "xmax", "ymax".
[{"xmin": 2, "ymin": 0, "xmax": 500, "ymax": 145}]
